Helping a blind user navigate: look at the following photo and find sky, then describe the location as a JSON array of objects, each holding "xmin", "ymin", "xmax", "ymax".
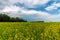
[{"xmin": 0, "ymin": 0, "xmax": 60, "ymax": 22}]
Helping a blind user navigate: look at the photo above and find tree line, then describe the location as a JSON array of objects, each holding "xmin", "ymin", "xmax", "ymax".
[{"xmin": 0, "ymin": 14, "xmax": 27, "ymax": 22}]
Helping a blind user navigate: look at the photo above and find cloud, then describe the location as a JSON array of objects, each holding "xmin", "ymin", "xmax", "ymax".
[
  {"xmin": 0, "ymin": 0, "xmax": 50, "ymax": 8},
  {"xmin": 1, "ymin": 5, "xmax": 59, "ymax": 22},
  {"xmin": 2, "ymin": 6, "xmax": 20, "ymax": 12},
  {"xmin": 0, "ymin": 0, "xmax": 60, "ymax": 22},
  {"xmin": 45, "ymin": 2, "xmax": 60, "ymax": 11}
]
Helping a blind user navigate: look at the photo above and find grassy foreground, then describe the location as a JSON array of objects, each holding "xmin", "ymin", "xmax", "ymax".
[{"xmin": 0, "ymin": 22, "xmax": 60, "ymax": 40}]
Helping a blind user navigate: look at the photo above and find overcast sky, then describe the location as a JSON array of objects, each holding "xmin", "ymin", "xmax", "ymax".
[{"xmin": 0, "ymin": 0, "xmax": 60, "ymax": 22}]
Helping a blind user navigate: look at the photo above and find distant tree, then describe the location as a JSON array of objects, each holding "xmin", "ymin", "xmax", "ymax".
[
  {"xmin": 0, "ymin": 14, "xmax": 27, "ymax": 22},
  {"xmin": 9, "ymin": 18, "xmax": 16, "ymax": 22},
  {"xmin": 32, "ymin": 21, "xmax": 44, "ymax": 22},
  {"xmin": 15, "ymin": 17, "xmax": 27, "ymax": 22},
  {"xmin": 0, "ymin": 14, "xmax": 10, "ymax": 22}
]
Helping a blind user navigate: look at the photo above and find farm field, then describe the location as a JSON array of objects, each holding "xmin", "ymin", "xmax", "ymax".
[{"xmin": 0, "ymin": 22, "xmax": 60, "ymax": 40}]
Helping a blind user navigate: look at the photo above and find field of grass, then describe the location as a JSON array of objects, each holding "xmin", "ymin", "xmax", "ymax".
[{"xmin": 0, "ymin": 22, "xmax": 60, "ymax": 40}]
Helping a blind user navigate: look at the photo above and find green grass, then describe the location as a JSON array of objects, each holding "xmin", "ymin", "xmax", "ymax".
[{"xmin": 0, "ymin": 22, "xmax": 60, "ymax": 40}]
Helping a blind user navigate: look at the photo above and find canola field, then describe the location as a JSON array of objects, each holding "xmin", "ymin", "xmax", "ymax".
[{"xmin": 0, "ymin": 22, "xmax": 60, "ymax": 40}]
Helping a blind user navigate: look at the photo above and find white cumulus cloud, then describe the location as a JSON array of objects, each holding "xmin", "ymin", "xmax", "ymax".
[
  {"xmin": 45, "ymin": 2, "xmax": 60, "ymax": 11},
  {"xmin": 1, "ymin": 5, "xmax": 60, "ymax": 22},
  {"xmin": 2, "ymin": 6, "xmax": 20, "ymax": 12},
  {"xmin": 0, "ymin": 0, "xmax": 50, "ymax": 8}
]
